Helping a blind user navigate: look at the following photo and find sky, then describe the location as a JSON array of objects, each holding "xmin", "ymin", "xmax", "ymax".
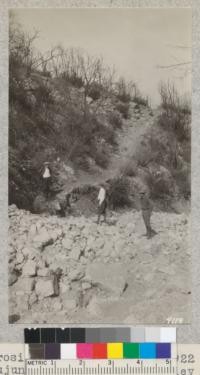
[{"xmin": 12, "ymin": 8, "xmax": 192, "ymax": 106}]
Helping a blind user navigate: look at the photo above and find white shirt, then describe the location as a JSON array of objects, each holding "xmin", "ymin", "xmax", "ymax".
[
  {"xmin": 43, "ymin": 167, "xmax": 51, "ymax": 178},
  {"xmin": 98, "ymin": 187, "xmax": 106, "ymax": 205}
]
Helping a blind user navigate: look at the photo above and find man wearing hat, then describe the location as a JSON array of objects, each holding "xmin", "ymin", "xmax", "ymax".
[
  {"xmin": 139, "ymin": 190, "xmax": 156, "ymax": 239},
  {"xmin": 42, "ymin": 162, "xmax": 52, "ymax": 198},
  {"xmin": 97, "ymin": 183, "xmax": 108, "ymax": 224}
]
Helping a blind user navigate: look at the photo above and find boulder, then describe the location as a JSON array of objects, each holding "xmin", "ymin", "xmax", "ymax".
[
  {"xmin": 16, "ymin": 252, "xmax": 25, "ymax": 265},
  {"xmin": 8, "ymin": 272, "xmax": 18, "ymax": 286},
  {"xmin": 53, "ymin": 300, "xmax": 63, "ymax": 311},
  {"xmin": 23, "ymin": 260, "xmax": 37, "ymax": 277},
  {"xmin": 35, "ymin": 279, "xmax": 55, "ymax": 298},
  {"xmin": 85, "ymin": 262, "xmax": 127, "ymax": 296},
  {"xmin": 62, "ymin": 294, "xmax": 77, "ymax": 311},
  {"xmin": 37, "ymin": 268, "xmax": 50, "ymax": 277},
  {"xmin": 60, "ymin": 280, "xmax": 71, "ymax": 294},
  {"xmin": 51, "ymin": 229, "xmax": 63, "ymax": 242},
  {"xmin": 15, "ymin": 277, "xmax": 35, "ymax": 293},
  {"xmin": 28, "ymin": 225, "xmax": 37, "ymax": 240},
  {"xmin": 68, "ymin": 246, "xmax": 82, "ymax": 260},
  {"xmin": 93, "ymin": 237, "xmax": 105, "ymax": 250},
  {"xmin": 33, "ymin": 228, "xmax": 53, "ymax": 250},
  {"xmin": 82, "ymin": 282, "xmax": 91, "ymax": 290},
  {"xmin": 28, "ymin": 292, "xmax": 38, "ymax": 307},
  {"xmin": 21, "ymin": 246, "xmax": 38, "ymax": 258},
  {"xmin": 68, "ymin": 269, "xmax": 84, "ymax": 281},
  {"xmin": 62, "ymin": 237, "xmax": 74, "ymax": 250}
]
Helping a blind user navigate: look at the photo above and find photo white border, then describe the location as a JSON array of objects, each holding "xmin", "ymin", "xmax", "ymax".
[{"xmin": 1, "ymin": 0, "xmax": 199, "ymax": 343}]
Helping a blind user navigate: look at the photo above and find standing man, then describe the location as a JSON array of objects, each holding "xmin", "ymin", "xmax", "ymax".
[
  {"xmin": 58, "ymin": 193, "xmax": 71, "ymax": 217},
  {"xmin": 97, "ymin": 183, "xmax": 107, "ymax": 224},
  {"xmin": 139, "ymin": 190, "xmax": 156, "ymax": 239},
  {"xmin": 42, "ymin": 162, "xmax": 52, "ymax": 198}
]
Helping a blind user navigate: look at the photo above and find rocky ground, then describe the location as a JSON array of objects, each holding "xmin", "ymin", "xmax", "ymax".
[{"xmin": 8, "ymin": 204, "xmax": 191, "ymax": 324}]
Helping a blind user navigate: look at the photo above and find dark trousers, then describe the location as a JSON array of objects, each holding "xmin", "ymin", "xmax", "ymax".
[
  {"xmin": 97, "ymin": 200, "xmax": 107, "ymax": 223},
  {"xmin": 142, "ymin": 209, "xmax": 152, "ymax": 235},
  {"xmin": 43, "ymin": 177, "xmax": 51, "ymax": 197}
]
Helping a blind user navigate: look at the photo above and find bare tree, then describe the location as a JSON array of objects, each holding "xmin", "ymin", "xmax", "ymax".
[
  {"xmin": 158, "ymin": 81, "xmax": 191, "ymax": 168},
  {"xmin": 48, "ymin": 47, "xmax": 115, "ymax": 115},
  {"xmin": 115, "ymin": 77, "xmax": 136, "ymax": 102}
]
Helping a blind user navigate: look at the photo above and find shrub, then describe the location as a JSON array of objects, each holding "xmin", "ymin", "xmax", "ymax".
[
  {"xmin": 62, "ymin": 73, "xmax": 84, "ymax": 88},
  {"xmin": 115, "ymin": 77, "xmax": 133, "ymax": 103},
  {"xmin": 94, "ymin": 149, "xmax": 110, "ymax": 169},
  {"xmin": 74, "ymin": 156, "xmax": 90, "ymax": 171},
  {"xmin": 173, "ymin": 165, "xmax": 191, "ymax": 199},
  {"xmin": 145, "ymin": 168, "xmax": 175, "ymax": 200},
  {"xmin": 158, "ymin": 82, "xmax": 191, "ymax": 142},
  {"xmin": 133, "ymin": 95, "xmax": 148, "ymax": 107},
  {"xmin": 109, "ymin": 111, "xmax": 123, "ymax": 129},
  {"xmin": 109, "ymin": 177, "xmax": 131, "ymax": 208},
  {"xmin": 95, "ymin": 122, "xmax": 117, "ymax": 146},
  {"xmin": 88, "ymin": 82, "xmax": 103, "ymax": 101},
  {"xmin": 117, "ymin": 92, "xmax": 131, "ymax": 103},
  {"xmin": 120, "ymin": 160, "xmax": 137, "ymax": 177},
  {"xmin": 115, "ymin": 102, "xmax": 129, "ymax": 119}
]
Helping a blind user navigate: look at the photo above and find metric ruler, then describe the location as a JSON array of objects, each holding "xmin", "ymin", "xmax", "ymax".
[
  {"xmin": 25, "ymin": 359, "xmax": 178, "ymax": 375},
  {"xmin": 0, "ymin": 344, "xmax": 199, "ymax": 375}
]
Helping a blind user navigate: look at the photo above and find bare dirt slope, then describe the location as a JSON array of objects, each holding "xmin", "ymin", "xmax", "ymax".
[
  {"xmin": 108, "ymin": 103, "xmax": 154, "ymax": 175},
  {"xmin": 9, "ymin": 204, "xmax": 191, "ymax": 324},
  {"xmin": 56, "ymin": 102, "xmax": 155, "ymax": 192}
]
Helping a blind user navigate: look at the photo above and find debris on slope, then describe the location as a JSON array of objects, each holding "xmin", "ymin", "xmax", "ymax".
[{"xmin": 8, "ymin": 204, "xmax": 191, "ymax": 324}]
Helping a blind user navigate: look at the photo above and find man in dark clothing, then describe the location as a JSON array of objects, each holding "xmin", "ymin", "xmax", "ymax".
[
  {"xmin": 139, "ymin": 191, "xmax": 157, "ymax": 239},
  {"xmin": 42, "ymin": 162, "xmax": 52, "ymax": 198}
]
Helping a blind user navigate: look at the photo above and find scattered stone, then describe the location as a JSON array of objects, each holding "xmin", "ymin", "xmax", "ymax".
[
  {"xmin": 82, "ymin": 282, "xmax": 91, "ymax": 290},
  {"xmin": 69, "ymin": 269, "xmax": 84, "ymax": 281},
  {"xmin": 87, "ymin": 296, "xmax": 110, "ymax": 316},
  {"xmin": 16, "ymin": 252, "xmax": 24, "ymax": 264},
  {"xmin": 53, "ymin": 300, "xmax": 63, "ymax": 311},
  {"xmin": 21, "ymin": 246, "xmax": 35, "ymax": 257},
  {"xmin": 51, "ymin": 229, "xmax": 63, "ymax": 242},
  {"xmin": 15, "ymin": 277, "xmax": 35, "ymax": 293},
  {"xmin": 93, "ymin": 237, "xmax": 105, "ymax": 249},
  {"xmin": 28, "ymin": 224, "xmax": 37, "ymax": 237},
  {"xmin": 23, "ymin": 260, "xmax": 37, "ymax": 277},
  {"xmin": 28, "ymin": 292, "xmax": 38, "ymax": 307},
  {"xmin": 68, "ymin": 246, "xmax": 81, "ymax": 260},
  {"xmin": 9, "ymin": 204, "xmax": 190, "ymax": 324},
  {"xmin": 62, "ymin": 296, "xmax": 77, "ymax": 311},
  {"xmin": 86, "ymin": 262, "xmax": 127, "ymax": 296},
  {"xmin": 8, "ymin": 272, "xmax": 18, "ymax": 286},
  {"xmin": 62, "ymin": 237, "xmax": 73, "ymax": 250},
  {"xmin": 35, "ymin": 279, "xmax": 55, "ymax": 298},
  {"xmin": 37, "ymin": 268, "xmax": 50, "ymax": 277},
  {"xmin": 33, "ymin": 228, "xmax": 53, "ymax": 250},
  {"xmin": 60, "ymin": 281, "xmax": 71, "ymax": 294}
]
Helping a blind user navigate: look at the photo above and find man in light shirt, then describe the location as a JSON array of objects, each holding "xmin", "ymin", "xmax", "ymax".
[
  {"xmin": 42, "ymin": 162, "xmax": 52, "ymax": 198},
  {"xmin": 97, "ymin": 183, "xmax": 107, "ymax": 224}
]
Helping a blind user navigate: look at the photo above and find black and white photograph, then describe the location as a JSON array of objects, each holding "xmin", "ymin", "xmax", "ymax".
[{"xmin": 8, "ymin": 8, "xmax": 191, "ymax": 324}]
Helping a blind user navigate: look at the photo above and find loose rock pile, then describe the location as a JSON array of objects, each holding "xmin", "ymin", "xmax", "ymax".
[{"xmin": 9, "ymin": 204, "xmax": 191, "ymax": 324}]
